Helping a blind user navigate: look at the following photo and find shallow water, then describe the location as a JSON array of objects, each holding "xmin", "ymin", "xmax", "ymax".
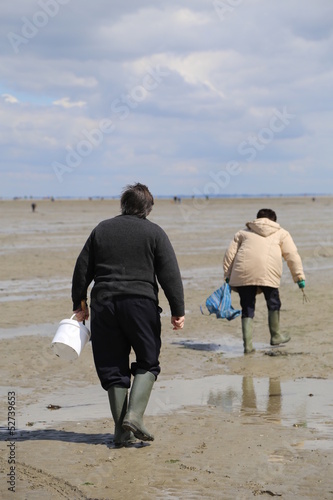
[
  {"xmin": 0, "ymin": 278, "xmax": 71, "ymax": 303},
  {"xmin": 0, "ymin": 323, "xmax": 58, "ymax": 339},
  {"xmin": 1, "ymin": 198, "xmax": 333, "ymax": 305},
  {"xmin": 173, "ymin": 337, "xmax": 269, "ymax": 358},
  {"xmin": 2, "ymin": 375, "xmax": 332, "ymax": 450}
]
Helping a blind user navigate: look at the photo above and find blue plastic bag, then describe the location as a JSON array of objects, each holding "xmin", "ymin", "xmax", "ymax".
[{"xmin": 200, "ymin": 283, "xmax": 241, "ymax": 321}]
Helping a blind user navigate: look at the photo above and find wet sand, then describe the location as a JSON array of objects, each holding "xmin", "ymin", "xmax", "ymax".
[{"xmin": 1, "ymin": 197, "xmax": 333, "ymax": 499}]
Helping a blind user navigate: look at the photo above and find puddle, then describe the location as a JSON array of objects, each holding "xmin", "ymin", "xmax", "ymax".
[
  {"xmin": 174, "ymin": 338, "xmax": 270, "ymax": 358},
  {"xmin": 0, "ymin": 321, "xmax": 91, "ymax": 340},
  {"xmin": 0, "ymin": 277, "xmax": 71, "ymax": 303},
  {"xmin": 0, "ymin": 323, "xmax": 60, "ymax": 339},
  {"xmin": 1, "ymin": 376, "xmax": 332, "ymax": 450}
]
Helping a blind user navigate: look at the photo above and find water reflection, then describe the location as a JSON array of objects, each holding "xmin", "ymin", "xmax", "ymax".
[
  {"xmin": 174, "ymin": 338, "xmax": 268, "ymax": 358},
  {"xmin": 242, "ymin": 377, "xmax": 282, "ymax": 419},
  {"xmin": 5, "ymin": 375, "xmax": 333, "ymax": 450},
  {"xmin": 207, "ymin": 377, "xmax": 282, "ymax": 423},
  {"xmin": 205, "ymin": 376, "xmax": 333, "ymax": 448}
]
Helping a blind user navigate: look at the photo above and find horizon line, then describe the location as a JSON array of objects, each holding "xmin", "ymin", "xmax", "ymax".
[{"xmin": 1, "ymin": 193, "xmax": 331, "ymax": 201}]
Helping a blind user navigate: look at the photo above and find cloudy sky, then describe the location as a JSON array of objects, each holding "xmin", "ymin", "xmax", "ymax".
[{"xmin": 1, "ymin": 0, "xmax": 332, "ymax": 198}]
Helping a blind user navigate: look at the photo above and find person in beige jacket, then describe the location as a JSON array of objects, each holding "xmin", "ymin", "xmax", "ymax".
[{"xmin": 223, "ymin": 208, "xmax": 305, "ymax": 353}]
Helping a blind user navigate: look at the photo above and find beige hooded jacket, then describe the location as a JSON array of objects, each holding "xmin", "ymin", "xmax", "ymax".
[{"xmin": 223, "ymin": 218, "xmax": 305, "ymax": 288}]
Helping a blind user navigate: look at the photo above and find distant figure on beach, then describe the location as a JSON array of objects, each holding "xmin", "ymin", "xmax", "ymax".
[
  {"xmin": 223, "ymin": 208, "xmax": 305, "ymax": 354},
  {"xmin": 71, "ymin": 183, "xmax": 185, "ymax": 446},
  {"xmin": 31, "ymin": 203, "xmax": 36, "ymax": 212}
]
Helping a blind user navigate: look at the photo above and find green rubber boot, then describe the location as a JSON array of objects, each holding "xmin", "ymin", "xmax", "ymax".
[
  {"xmin": 242, "ymin": 317, "xmax": 255, "ymax": 354},
  {"xmin": 269, "ymin": 310, "xmax": 291, "ymax": 346},
  {"xmin": 107, "ymin": 386, "xmax": 136, "ymax": 447},
  {"xmin": 122, "ymin": 369, "xmax": 155, "ymax": 442}
]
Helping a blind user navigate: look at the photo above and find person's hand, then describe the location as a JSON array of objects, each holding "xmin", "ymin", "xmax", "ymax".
[
  {"xmin": 171, "ymin": 316, "xmax": 185, "ymax": 330},
  {"xmin": 74, "ymin": 303, "xmax": 89, "ymax": 322},
  {"xmin": 297, "ymin": 280, "xmax": 305, "ymax": 289}
]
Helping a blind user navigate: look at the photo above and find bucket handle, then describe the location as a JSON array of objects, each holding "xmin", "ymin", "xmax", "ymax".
[
  {"xmin": 81, "ymin": 299, "xmax": 86, "ymax": 325},
  {"xmin": 71, "ymin": 300, "xmax": 87, "ymax": 324},
  {"xmin": 70, "ymin": 313, "xmax": 86, "ymax": 324}
]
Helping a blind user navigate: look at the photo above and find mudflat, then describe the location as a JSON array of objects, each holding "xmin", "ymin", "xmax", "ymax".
[{"xmin": 1, "ymin": 196, "xmax": 333, "ymax": 499}]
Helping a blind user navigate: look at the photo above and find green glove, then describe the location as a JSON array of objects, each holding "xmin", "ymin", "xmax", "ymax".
[
  {"xmin": 297, "ymin": 280, "xmax": 305, "ymax": 289},
  {"xmin": 225, "ymin": 277, "xmax": 229, "ymax": 284}
]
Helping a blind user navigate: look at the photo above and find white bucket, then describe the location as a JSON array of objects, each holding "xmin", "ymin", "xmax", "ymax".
[{"xmin": 51, "ymin": 314, "xmax": 91, "ymax": 361}]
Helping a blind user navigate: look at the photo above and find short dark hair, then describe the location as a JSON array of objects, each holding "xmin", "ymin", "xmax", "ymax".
[
  {"xmin": 120, "ymin": 183, "xmax": 154, "ymax": 218},
  {"xmin": 256, "ymin": 208, "xmax": 277, "ymax": 222}
]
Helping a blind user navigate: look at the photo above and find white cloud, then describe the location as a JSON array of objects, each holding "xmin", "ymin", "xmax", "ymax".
[
  {"xmin": 2, "ymin": 93, "xmax": 19, "ymax": 103},
  {"xmin": 53, "ymin": 97, "xmax": 86, "ymax": 108},
  {"xmin": 0, "ymin": 0, "xmax": 332, "ymax": 197}
]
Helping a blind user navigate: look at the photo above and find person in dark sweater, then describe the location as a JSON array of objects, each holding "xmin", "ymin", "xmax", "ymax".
[{"xmin": 72, "ymin": 183, "xmax": 185, "ymax": 446}]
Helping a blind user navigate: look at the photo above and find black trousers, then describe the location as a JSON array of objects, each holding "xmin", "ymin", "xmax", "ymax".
[
  {"xmin": 237, "ymin": 286, "xmax": 281, "ymax": 319},
  {"xmin": 90, "ymin": 295, "xmax": 161, "ymax": 390}
]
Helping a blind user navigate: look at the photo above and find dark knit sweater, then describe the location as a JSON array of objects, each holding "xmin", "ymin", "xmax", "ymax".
[{"xmin": 71, "ymin": 215, "xmax": 184, "ymax": 317}]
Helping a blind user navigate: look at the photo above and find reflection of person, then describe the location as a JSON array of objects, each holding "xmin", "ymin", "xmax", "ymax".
[
  {"xmin": 71, "ymin": 183, "xmax": 185, "ymax": 446},
  {"xmin": 266, "ymin": 378, "xmax": 282, "ymax": 418},
  {"xmin": 241, "ymin": 377, "xmax": 281, "ymax": 421},
  {"xmin": 241, "ymin": 376, "xmax": 257, "ymax": 410},
  {"xmin": 223, "ymin": 208, "xmax": 305, "ymax": 354},
  {"xmin": 207, "ymin": 376, "xmax": 282, "ymax": 421}
]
